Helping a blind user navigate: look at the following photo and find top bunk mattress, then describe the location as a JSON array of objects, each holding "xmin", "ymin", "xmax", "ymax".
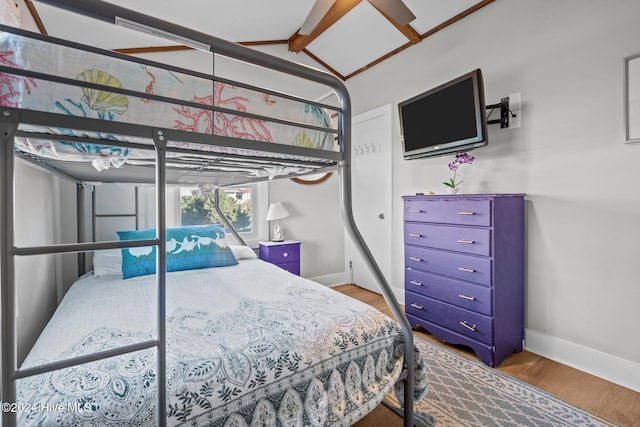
[{"xmin": 0, "ymin": 29, "xmax": 338, "ymax": 174}]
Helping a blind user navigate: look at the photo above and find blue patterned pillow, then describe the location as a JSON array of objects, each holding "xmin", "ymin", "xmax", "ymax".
[{"xmin": 117, "ymin": 225, "xmax": 238, "ymax": 279}]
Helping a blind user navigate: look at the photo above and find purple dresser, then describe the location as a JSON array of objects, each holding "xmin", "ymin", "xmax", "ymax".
[{"xmin": 403, "ymin": 194, "xmax": 525, "ymax": 367}]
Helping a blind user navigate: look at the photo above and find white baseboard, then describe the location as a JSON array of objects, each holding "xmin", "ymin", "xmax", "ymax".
[
  {"xmin": 309, "ymin": 271, "xmax": 349, "ymax": 287},
  {"xmin": 324, "ymin": 277, "xmax": 406, "ymax": 305},
  {"xmin": 525, "ymin": 329, "xmax": 640, "ymax": 393},
  {"xmin": 316, "ymin": 271, "xmax": 406, "ymax": 305}
]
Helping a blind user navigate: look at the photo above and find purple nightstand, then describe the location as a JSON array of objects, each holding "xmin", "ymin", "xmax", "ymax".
[
  {"xmin": 258, "ymin": 240, "xmax": 300, "ymax": 276},
  {"xmin": 402, "ymin": 194, "xmax": 525, "ymax": 367}
]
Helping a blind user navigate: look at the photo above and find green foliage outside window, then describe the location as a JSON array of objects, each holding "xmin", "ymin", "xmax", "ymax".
[{"xmin": 180, "ymin": 188, "xmax": 252, "ymax": 233}]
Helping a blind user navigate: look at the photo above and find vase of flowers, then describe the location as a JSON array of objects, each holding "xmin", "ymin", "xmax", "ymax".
[
  {"xmin": 443, "ymin": 152, "xmax": 475, "ymax": 193},
  {"xmin": 446, "ymin": 186, "xmax": 460, "ymax": 194}
]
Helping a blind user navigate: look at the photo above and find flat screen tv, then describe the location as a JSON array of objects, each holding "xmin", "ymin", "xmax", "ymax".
[{"xmin": 399, "ymin": 68, "xmax": 488, "ymax": 160}]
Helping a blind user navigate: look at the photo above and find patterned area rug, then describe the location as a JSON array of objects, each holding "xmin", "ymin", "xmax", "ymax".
[{"xmin": 386, "ymin": 337, "xmax": 614, "ymax": 427}]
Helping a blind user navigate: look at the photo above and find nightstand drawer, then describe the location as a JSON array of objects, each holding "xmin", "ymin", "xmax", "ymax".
[
  {"xmin": 405, "ymin": 245, "xmax": 492, "ymax": 286},
  {"xmin": 404, "ymin": 223, "xmax": 491, "ymax": 256},
  {"xmin": 405, "ymin": 292, "xmax": 493, "ymax": 345},
  {"xmin": 275, "ymin": 261, "xmax": 300, "ymax": 276},
  {"xmin": 405, "ymin": 268, "xmax": 492, "ymax": 315},
  {"xmin": 259, "ymin": 242, "xmax": 300, "ymax": 264},
  {"xmin": 404, "ymin": 199, "xmax": 491, "ymax": 226}
]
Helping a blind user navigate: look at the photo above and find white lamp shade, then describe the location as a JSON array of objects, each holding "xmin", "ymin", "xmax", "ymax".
[{"xmin": 266, "ymin": 202, "xmax": 290, "ymax": 221}]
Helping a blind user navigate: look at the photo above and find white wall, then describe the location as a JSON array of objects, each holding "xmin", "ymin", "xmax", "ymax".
[
  {"xmin": 268, "ymin": 174, "xmax": 345, "ymax": 281},
  {"xmin": 0, "ymin": 2, "xmax": 79, "ymax": 365},
  {"xmin": 13, "ymin": 161, "xmax": 77, "ymax": 364},
  {"xmin": 344, "ymin": 0, "xmax": 640, "ymax": 391},
  {"xmin": 57, "ymin": 176, "xmax": 79, "ymax": 296}
]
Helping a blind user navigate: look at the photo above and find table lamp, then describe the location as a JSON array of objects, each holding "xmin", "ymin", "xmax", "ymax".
[{"xmin": 265, "ymin": 202, "xmax": 290, "ymax": 242}]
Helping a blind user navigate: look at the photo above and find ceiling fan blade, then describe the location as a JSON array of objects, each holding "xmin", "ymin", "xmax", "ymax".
[
  {"xmin": 299, "ymin": 0, "xmax": 336, "ymax": 35},
  {"xmin": 367, "ymin": 0, "xmax": 416, "ymax": 26}
]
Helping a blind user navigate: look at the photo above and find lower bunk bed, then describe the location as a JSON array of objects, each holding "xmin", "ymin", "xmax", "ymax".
[
  {"xmin": 16, "ymin": 239, "xmax": 428, "ymax": 426},
  {"xmin": 0, "ymin": 2, "xmax": 423, "ymax": 425}
]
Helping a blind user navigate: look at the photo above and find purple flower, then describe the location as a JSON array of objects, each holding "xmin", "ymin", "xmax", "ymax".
[
  {"xmin": 443, "ymin": 152, "xmax": 475, "ymax": 189},
  {"xmin": 456, "ymin": 153, "xmax": 475, "ymax": 164}
]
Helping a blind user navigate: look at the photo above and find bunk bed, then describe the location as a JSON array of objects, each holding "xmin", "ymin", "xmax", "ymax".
[{"xmin": 0, "ymin": 1, "xmax": 425, "ymax": 426}]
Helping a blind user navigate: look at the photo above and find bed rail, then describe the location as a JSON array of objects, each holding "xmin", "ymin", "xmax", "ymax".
[{"xmin": 0, "ymin": 1, "xmax": 415, "ymax": 426}]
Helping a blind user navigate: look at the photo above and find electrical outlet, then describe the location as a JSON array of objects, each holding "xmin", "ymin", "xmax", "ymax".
[{"xmin": 508, "ymin": 92, "xmax": 521, "ymax": 128}]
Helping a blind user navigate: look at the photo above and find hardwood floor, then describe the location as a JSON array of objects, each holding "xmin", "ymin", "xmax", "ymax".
[{"xmin": 332, "ymin": 284, "xmax": 640, "ymax": 427}]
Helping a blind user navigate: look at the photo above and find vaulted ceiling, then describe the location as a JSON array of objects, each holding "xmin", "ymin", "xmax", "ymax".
[{"xmin": 25, "ymin": 0, "xmax": 494, "ymax": 80}]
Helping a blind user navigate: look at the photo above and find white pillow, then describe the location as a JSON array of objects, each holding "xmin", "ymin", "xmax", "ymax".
[
  {"xmin": 229, "ymin": 245, "xmax": 257, "ymax": 260},
  {"xmin": 93, "ymin": 249, "xmax": 123, "ymax": 277}
]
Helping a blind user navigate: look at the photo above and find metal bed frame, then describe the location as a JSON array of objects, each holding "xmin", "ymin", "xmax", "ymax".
[{"xmin": 0, "ymin": 1, "xmax": 415, "ymax": 425}]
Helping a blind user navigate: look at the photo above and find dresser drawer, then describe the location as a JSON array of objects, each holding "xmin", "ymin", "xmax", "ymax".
[
  {"xmin": 405, "ymin": 245, "xmax": 492, "ymax": 286},
  {"xmin": 405, "ymin": 268, "xmax": 492, "ymax": 315},
  {"xmin": 405, "ymin": 292, "xmax": 493, "ymax": 345},
  {"xmin": 404, "ymin": 199, "xmax": 491, "ymax": 226},
  {"xmin": 404, "ymin": 223, "xmax": 491, "ymax": 256}
]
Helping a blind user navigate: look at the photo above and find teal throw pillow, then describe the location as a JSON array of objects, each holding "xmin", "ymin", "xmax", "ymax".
[{"xmin": 117, "ymin": 224, "xmax": 238, "ymax": 279}]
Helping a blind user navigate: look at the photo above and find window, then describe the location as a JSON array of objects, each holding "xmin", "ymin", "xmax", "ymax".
[
  {"xmin": 178, "ymin": 182, "xmax": 268, "ymax": 246},
  {"xmin": 180, "ymin": 186, "xmax": 253, "ymax": 232}
]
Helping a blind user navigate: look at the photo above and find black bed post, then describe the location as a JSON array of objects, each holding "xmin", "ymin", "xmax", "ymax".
[
  {"xmin": 153, "ymin": 129, "xmax": 168, "ymax": 426},
  {"xmin": 0, "ymin": 109, "xmax": 19, "ymax": 426},
  {"xmin": 337, "ymin": 101, "xmax": 416, "ymax": 426},
  {"xmin": 76, "ymin": 183, "xmax": 86, "ymax": 277}
]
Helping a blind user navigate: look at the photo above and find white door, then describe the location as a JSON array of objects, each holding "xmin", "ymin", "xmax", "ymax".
[{"xmin": 345, "ymin": 104, "xmax": 392, "ymax": 293}]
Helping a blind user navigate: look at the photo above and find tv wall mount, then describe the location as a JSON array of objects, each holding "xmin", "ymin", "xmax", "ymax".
[{"xmin": 486, "ymin": 97, "xmax": 517, "ymax": 128}]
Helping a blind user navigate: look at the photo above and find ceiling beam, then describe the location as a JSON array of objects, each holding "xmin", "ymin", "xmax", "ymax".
[
  {"xmin": 24, "ymin": 0, "xmax": 47, "ymax": 34},
  {"xmin": 113, "ymin": 45, "xmax": 193, "ymax": 55},
  {"xmin": 112, "ymin": 39, "xmax": 291, "ymax": 55},
  {"xmin": 420, "ymin": 0, "xmax": 494, "ymax": 42},
  {"xmin": 368, "ymin": 2, "xmax": 420, "ymax": 44},
  {"xmin": 288, "ymin": 0, "xmax": 362, "ymax": 53}
]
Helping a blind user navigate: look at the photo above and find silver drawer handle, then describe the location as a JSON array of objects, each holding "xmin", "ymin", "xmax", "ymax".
[
  {"xmin": 409, "ymin": 233, "xmax": 422, "ymax": 237},
  {"xmin": 409, "ymin": 280, "xmax": 423, "ymax": 286},
  {"xmin": 459, "ymin": 321, "xmax": 477, "ymax": 332},
  {"xmin": 457, "ymin": 239, "xmax": 475, "ymax": 244},
  {"xmin": 410, "ymin": 303, "xmax": 424, "ymax": 310},
  {"xmin": 458, "ymin": 211, "xmax": 476, "ymax": 215},
  {"xmin": 458, "ymin": 294, "xmax": 476, "ymax": 301},
  {"xmin": 409, "ymin": 209, "xmax": 423, "ymax": 213},
  {"xmin": 283, "ymin": 252, "xmax": 288, "ymax": 257},
  {"xmin": 458, "ymin": 267, "xmax": 475, "ymax": 273},
  {"xmin": 410, "ymin": 256, "xmax": 422, "ymax": 262}
]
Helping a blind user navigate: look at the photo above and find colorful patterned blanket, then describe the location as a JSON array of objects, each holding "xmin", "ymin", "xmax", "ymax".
[{"xmin": 0, "ymin": 30, "xmax": 334, "ymax": 173}]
